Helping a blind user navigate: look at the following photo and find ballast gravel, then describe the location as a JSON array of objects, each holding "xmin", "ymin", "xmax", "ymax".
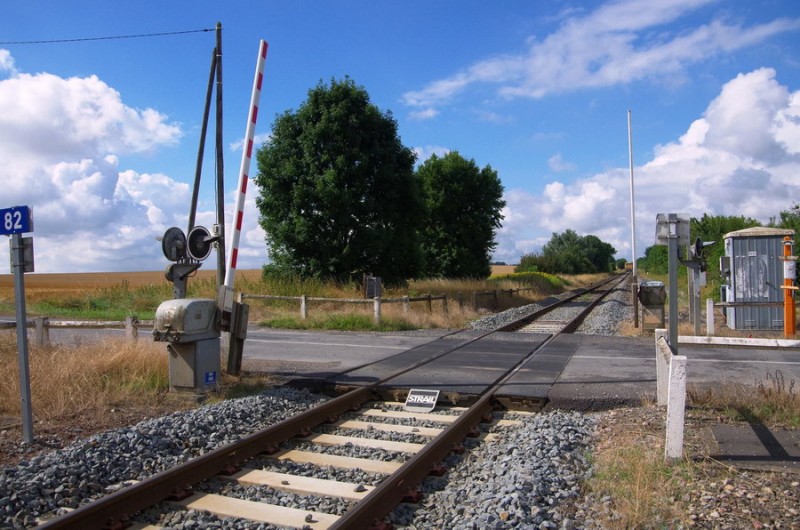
[
  {"xmin": 389, "ymin": 411, "xmax": 596, "ymax": 530},
  {"xmin": 470, "ymin": 279, "xmax": 633, "ymax": 336},
  {"xmin": 0, "ymin": 388, "xmax": 328, "ymax": 529}
]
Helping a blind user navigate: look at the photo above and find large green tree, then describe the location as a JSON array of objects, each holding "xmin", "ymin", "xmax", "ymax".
[
  {"xmin": 416, "ymin": 152, "xmax": 505, "ymax": 278},
  {"xmin": 517, "ymin": 229, "xmax": 616, "ymax": 274},
  {"xmin": 254, "ymin": 78, "xmax": 423, "ymax": 283}
]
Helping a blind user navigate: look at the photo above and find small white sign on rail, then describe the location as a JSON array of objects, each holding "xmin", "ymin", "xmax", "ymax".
[{"xmin": 404, "ymin": 388, "xmax": 440, "ymax": 412}]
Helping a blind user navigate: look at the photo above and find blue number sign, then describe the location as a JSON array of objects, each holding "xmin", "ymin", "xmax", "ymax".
[{"xmin": 0, "ymin": 206, "xmax": 32, "ymax": 235}]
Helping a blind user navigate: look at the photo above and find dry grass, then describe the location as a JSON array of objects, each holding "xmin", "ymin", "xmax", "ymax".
[
  {"xmin": 244, "ymin": 272, "xmax": 599, "ymax": 329},
  {"xmin": 587, "ymin": 417, "xmax": 691, "ymax": 528},
  {"xmin": 587, "ymin": 372, "xmax": 800, "ymax": 527},
  {"xmin": 688, "ymin": 371, "xmax": 800, "ymax": 428},
  {"xmin": 0, "ymin": 331, "xmax": 169, "ymax": 423}
]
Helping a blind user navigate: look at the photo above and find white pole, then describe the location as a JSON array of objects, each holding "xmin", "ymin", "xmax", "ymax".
[
  {"xmin": 221, "ymin": 39, "xmax": 268, "ymax": 311},
  {"xmin": 628, "ymin": 110, "xmax": 637, "ymax": 277}
]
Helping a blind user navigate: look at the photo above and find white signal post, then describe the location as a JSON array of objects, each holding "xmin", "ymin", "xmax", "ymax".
[{"xmin": 222, "ymin": 39, "xmax": 268, "ymax": 312}]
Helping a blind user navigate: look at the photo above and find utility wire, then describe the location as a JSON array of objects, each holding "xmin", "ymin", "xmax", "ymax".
[{"xmin": 0, "ymin": 28, "xmax": 215, "ymax": 45}]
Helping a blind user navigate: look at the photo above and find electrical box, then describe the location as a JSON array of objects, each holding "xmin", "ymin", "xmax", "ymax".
[
  {"xmin": 154, "ymin": 298, "xmax": 220, "ymax": 392},
  {"xmin": 722, "ymin": 227, "xmax": 794, "ymax": 330},
  {"xmin": 638, "ymin": 280, "xmax": 666, "ymax": 306},
  {"xmin": 154, "ymin": 299, "xmax": 219, "ymax": 342}
]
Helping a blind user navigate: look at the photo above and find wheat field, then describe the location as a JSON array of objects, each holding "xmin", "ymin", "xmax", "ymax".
[{"xmin": 0, "ymin": 269, "xmax": 264, "ymax": 290}]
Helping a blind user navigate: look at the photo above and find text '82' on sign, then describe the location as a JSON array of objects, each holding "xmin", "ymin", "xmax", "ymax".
[{"xmin": 1, "ymin": 206, "xmax": 33, "ymax": 235}]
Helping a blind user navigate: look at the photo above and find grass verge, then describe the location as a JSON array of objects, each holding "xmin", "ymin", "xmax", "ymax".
[
  {"xmin": 584, "ymin": 372, "xmax": 800, "ymax": 527},
  {"xmin": 0, "ymin": 331, "xmax": 279, "ymax": 426},
  {"xmin": 688, "ymin": 370, "xmax": 800, "ymax": 428},
  {"xmin": 1, "ymin": 331, "xmax": 169, "ymax": 422}
]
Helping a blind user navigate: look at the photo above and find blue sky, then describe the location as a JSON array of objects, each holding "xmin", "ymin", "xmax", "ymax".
[{"xmin": 1, "ymin": 0, "xmax": 799, "ymax": 274}]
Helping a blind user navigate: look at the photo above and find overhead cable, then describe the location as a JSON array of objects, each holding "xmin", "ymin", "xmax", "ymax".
[{"xmin": 0, "ymin": 28, "xmax": 215, "ymax": 45}]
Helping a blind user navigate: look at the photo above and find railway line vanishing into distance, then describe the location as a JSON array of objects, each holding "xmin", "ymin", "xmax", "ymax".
[{"xmin": 36, "ymin": 274, "xmax": 629, "ymax": 530}]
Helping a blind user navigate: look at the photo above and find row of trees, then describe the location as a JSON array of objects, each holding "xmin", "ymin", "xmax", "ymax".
[
  {"xmin": 516, "ymin": 229, "xmax": 617, "ymax": 275},
  {"xmin": 254, "ymin": 78, "xmax": 505, "ymax": 284}
]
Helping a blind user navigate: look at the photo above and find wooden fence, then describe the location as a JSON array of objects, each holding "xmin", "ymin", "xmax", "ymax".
[
  {"xmin": 0, "ymin": 316, "xmax": 148, "ymax": 347},
  {"xmin": 0, "ymin": 285, "xmax": 547, "ymax": 339},
  {"xmin": 240, "ymin": 293, "xmax": 448, "ymax": 324},
  {"xmin": 241, "ymin": 285, "xmax": 545, "ymax": 323}
]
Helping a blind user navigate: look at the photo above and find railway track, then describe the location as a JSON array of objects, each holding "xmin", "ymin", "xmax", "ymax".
[{"xmin": 37, "ymin": 274, "xmax": 629, "ymax": 530}]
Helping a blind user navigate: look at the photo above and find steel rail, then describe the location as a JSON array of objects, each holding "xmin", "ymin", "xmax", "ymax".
[
  {"xmin": 329, "ymin": 274, "xmax": 630, "ymax": 529},
  {"xmin": 347, "ymin": 274, "xmax": 630, "ymax": 530},
  {"xmin": 36, "ymin": 306, "xmax": 520, "ymax": 528},
  {"xmin": 38, "ymin": 274, "xmax": 627, "ymax": 529},
  {"xmin": 561, "ymin": 273, "xmax": 631, "ymax": 333},
  {"xmin": 497, "ymin": 273, "xmax": 627, "ymax": 332}
]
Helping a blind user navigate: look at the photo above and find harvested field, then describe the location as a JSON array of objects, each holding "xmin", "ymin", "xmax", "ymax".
[
  {"xmin": 0, "ymin": 269, "xmax": 263, "ymax": 290},
  {"xmin": 489, "ymin": 264, "xmax": 516, "ymax": 276}
]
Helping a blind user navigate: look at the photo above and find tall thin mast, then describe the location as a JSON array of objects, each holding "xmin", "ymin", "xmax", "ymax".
[
  {"xmin": 214, "ymin": 22, "xmax": 226, "ymax": 289},
  {"xmin": 628, "ymin": 110, "xmax": 637, "ymax": 277}
]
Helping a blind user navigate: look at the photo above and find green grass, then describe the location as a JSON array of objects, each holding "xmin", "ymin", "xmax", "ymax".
[{"xmin": 259, "ymin": 312, "xmax": 418, "ymax": 332}]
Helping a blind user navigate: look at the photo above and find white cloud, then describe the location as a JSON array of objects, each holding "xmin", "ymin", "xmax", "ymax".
[
  {"xmin": 229, "ymin": 132, "xmax": 272, "ymax": 152},
  {"xmin": 408, "ymin": 107, "xmax": 439, "ymax": 120},
  {"xmin": 0, "ymin": 49, "xmax": 17, "ymax": 77},
  {"xmin": 0, "ymin": 52, "xmax": 189, "ymax": 273},
  {"xmin": 547, "ymin": 153, "xmax": 576, "ymax": 172},
  {"xmin": 493, "ymin": 68, "xmax": 800, "ymax": 264},
  {"xmin": 772, "ymin": 92, "xmax": 800, "ymax": 155},
  {"xmin": 413, "ymin": 145, "xmax": 451, "ymax": 164},
  {"xmin": 402, "ymin": 0, "xmax": 800, "ymax": 112}
]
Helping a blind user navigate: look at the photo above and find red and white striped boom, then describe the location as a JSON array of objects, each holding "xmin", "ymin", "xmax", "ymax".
[{"xmin": 222, "ymin": 39, "xmax": 268, "ymax": 310}]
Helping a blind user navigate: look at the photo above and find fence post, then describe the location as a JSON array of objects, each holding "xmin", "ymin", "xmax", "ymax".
[
  {"xmin": 665, "ymin": 355, "xmax": 687, "ymax": 462},
  {"xmin": 125, "ymin": 316, "xmax": 139, "ymax": 342},
  {"xmin": 706, "ymin": 298, "xmax": 715, "ymax": 336},
  {"xmin": 493, "ymin": 290, "xmax": 498, "ymax": 310},
  {"xmin": 373, "ymin": 297, "xmax": 381, "ymax": 324},
  {"xmin": 457, "ymin": 292, "xmax": 464, "ymax": 308},
  {"xmin": 300, "ymin": 295, "xmax": 308, "ymax": 320},
  {"xmin": 34, "ymin": 317, "xmax": 49, "ymax": 347},
  {"xmin": 472, "ymin": 292, "xmax": 478, "ymax": 311},
  {"xmin": 426, "ymin": 294, "xmax": 432, "ymax": 312},
  {"xmin": 442, "ymin": 296, "xmax": 448, "ymax": 314},
  {"xmin": 403, "ymin": 296, "xmax": 409, "ymax": 315},
  {"xmin": 655, "ymin": 328, "xmax": 670, "ymax": 407}
]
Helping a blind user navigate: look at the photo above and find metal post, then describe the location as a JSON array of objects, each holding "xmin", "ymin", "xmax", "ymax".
[
  {"xmin": 188, "ymin": 48, "xmax": 218, "ymax": 234},
  {"xmin": 667, "ymin": 214, "xmax": 679, "ymax": 350},
  {"xmin": 11, "ymin": 234, "xmax": 34, "ymax": 443},
  {"xmin": 784, "ymin": 236, "xmax": 796, "ymax": 338},
  {"xmin": 214, "ymin": 22, "xmax": 226, "ymax": 291},
  {"xmin": 688, "ymin": 269, "xmax": 701, "ymax": 336},
  {"xmin": 706, "ymin": 298, "xmax": 715, "ymax": 336},
  {"xmin": 628, "ymin": 110, "xmax": 638, "ymax": 278}
]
